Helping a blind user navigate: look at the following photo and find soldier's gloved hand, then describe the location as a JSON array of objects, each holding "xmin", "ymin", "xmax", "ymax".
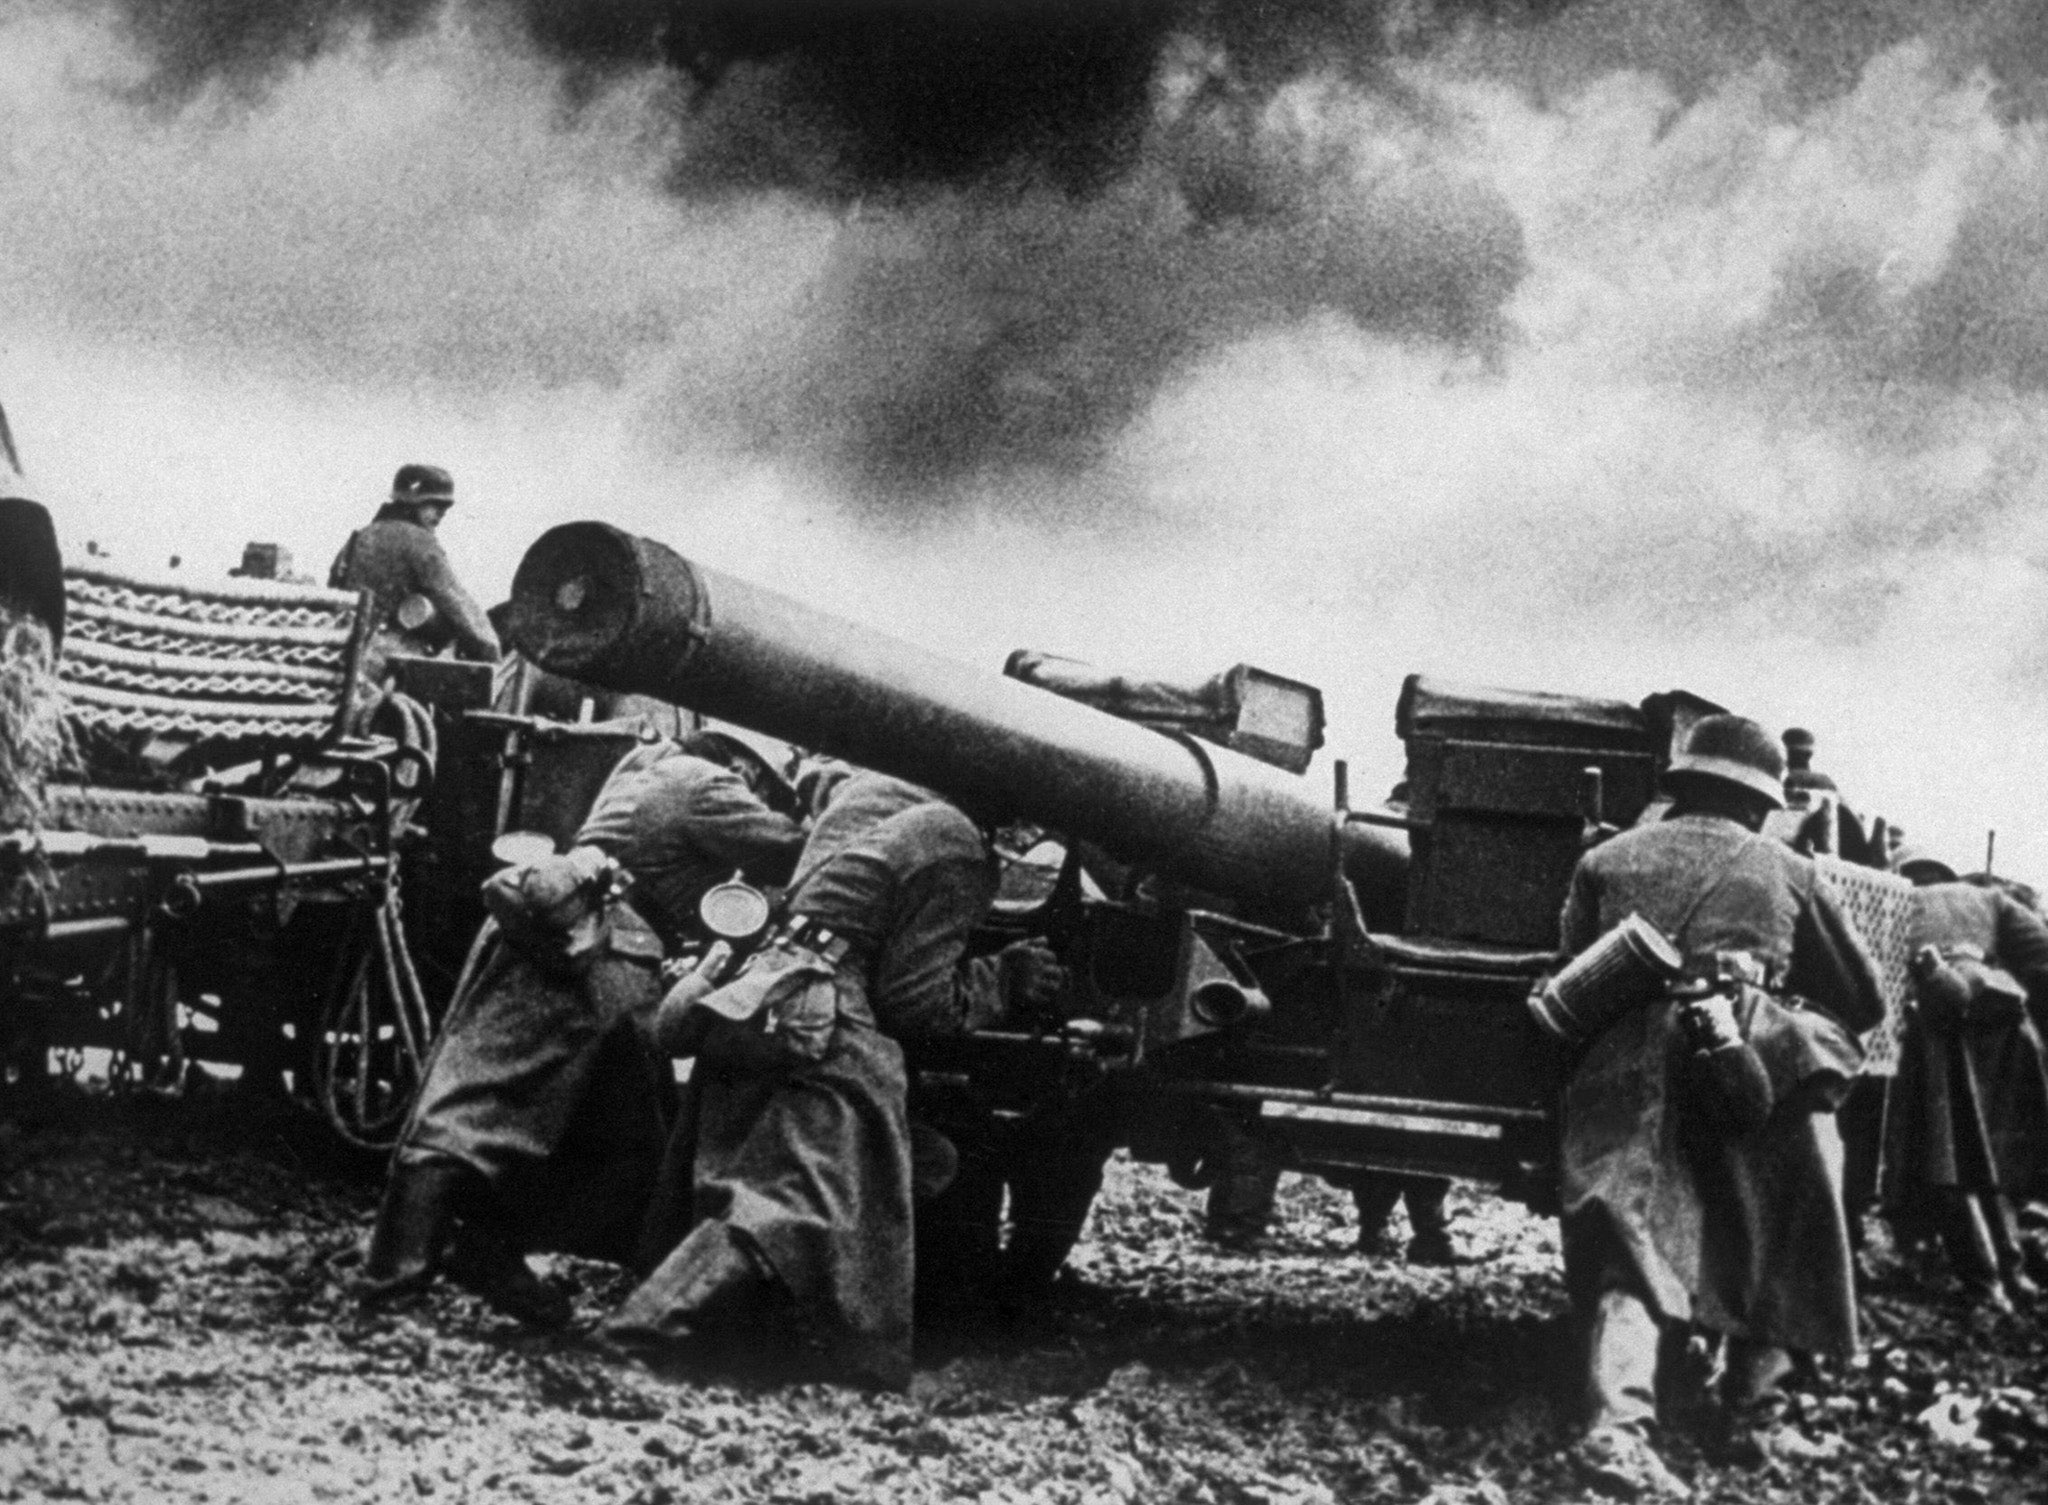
[
  {"xmin": 1910, "ymin": 951, "xmax": 1973, "ymax": 1030},
  {"xmin": 1955, "ymin": 960, "xmax": 2028, "ymax": 1030},
  {"xmin": 997, "ymin": 938, "xmax": 1069, "ymax": 1021},
  {"xmin": 653, "ymin": 942, "xmax": 732, "ymax": 1057},
  {"xmin": 1680, "ymin": 990, "xmax": 1773, "ymax": 1133},
  {"xmin": 1681, "ymin": 990, "xmax": 1743, "ymax": 1053},
  {"xmin": 481, "ymin": 845, "xmax": 621, "ymax": 977}
]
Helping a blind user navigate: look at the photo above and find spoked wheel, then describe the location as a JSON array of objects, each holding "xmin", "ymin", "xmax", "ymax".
[{"xmin": 313, "ymin": 879, "xmax": 440, "ymax": 1152}]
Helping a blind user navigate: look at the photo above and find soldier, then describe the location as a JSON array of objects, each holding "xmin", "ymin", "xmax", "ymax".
[
  {"xmin": 1200, "ymin": 779, "xmax": 1460, "ymax": 1265},
  {"xmin": 1351, "ymin": 1171, "xmax": 1457, "ymax": 1264},
  {"xmin": 1198, "ymin": 1117, "xmax": 1285, "ymax": 1252},
  {"xmin": 329, "ymin": 464, "xmax": 500, "ymax": 675},
  {"xmin": 1882, "ymin": 851, "xmax": 2048, "ymax": 1308},
  {"xmin": 359, "ymin": 738, "xmax": 805, "ymax": 1326},
  {"xmin": 599, "ymin": 768, "xmax": 1064, "ymax": 1389},
  {"xmin": 1556, "ymin": 715, "xmax": 1884, "ymax": 1496}
]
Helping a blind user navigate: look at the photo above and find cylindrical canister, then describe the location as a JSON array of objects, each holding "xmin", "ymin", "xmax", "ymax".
[
  {"xmin": 1527, "ymin": 912, "xmax": 1685, "ymax": 1046},
  {"xmin": 699, "ymin": 878, "xmax": 772, "ymax": 943}
]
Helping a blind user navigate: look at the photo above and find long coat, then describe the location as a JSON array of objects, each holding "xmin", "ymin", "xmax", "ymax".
[
  {"xmin": 1559, "ymin": 814, "xmax": 1885, "ymax": 1357},
  {"xmin": 397, "ymin": 912, "xmax": 668, "ymax": 1263},
  {"xmin": 634, "ymin": 774, "xmax": 1000, "ymax": 1388},
  {"xmin": 1883, "ymin": 882, "xmax": 2048, "ymax": 1201},
  {"xmin": 393, "ymin": 756, "xmax": 801, "ymax": 1262},
  {"xmin": 575, "ymin": 749, "xmax": 805, "ymax": 949},
  {"xmin": 329, "ymin": 507, "xmax": 499, "ymax": 669}
]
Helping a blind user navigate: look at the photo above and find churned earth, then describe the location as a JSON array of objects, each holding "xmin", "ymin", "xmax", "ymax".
[{"xmin": 2, "ymin": 1088, "xmax": 2045, "ymax": 1505}]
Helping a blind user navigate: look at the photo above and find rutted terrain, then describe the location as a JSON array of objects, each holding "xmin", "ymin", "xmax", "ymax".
[{"xmin": 2, "ymin": 1090, "xmax": 2045, "ymax": 1504}]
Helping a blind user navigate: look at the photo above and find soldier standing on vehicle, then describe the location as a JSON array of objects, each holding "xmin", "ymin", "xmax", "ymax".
[
  {"xmin": 359, "ymin": 737, "xmax": 805, "ymax": 1327},
  {"xmin": 1555, "ymin": 715, "xmax": 1885, "ymax": 1496},
  {"xmin": 329, "ymin": 464, "xmax": 500, "ymax": 676},
  {"xmin": 1881, "ymin": 850, "xmax": 2048, "ymax": 1309},
  {"xmin": 599, "ymin": 768, "xmax": 1065, "ymax": 1389}
]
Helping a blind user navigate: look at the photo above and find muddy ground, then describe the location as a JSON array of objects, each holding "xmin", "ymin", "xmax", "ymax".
[{"xmin": 2, "ymin": 1088, "xmax": 2046, "ymax": 1505}]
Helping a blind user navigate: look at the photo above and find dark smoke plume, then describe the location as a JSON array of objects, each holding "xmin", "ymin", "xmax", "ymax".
[
  {"xmin": 103, "ymin": 1, "xmax": 2046, "ymax": 493},
  {"xmin": 100, "ymin": 1, "xmax": 1542, "ymax": 489},
  {"xmin": 116, "ymin": 3, "xmax": 1575, "ymax": 188}
]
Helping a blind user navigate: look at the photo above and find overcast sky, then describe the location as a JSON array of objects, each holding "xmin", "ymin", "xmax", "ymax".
[{"xmin": 5, "ymin": 0, "xmax": 2048, "ymax": 876}]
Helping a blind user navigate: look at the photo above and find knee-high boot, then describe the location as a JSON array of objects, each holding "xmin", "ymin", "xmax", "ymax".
[
  {"xmin": 600, "ymin": 1222, "xmax": 773, "ymax": 1353},
  {"xmin": 361, "ymin": 1156, "xmax": 473, "ymax": 1303}
]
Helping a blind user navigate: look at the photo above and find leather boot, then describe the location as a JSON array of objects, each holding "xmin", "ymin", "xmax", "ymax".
[
  {"xmin": 360, "ymin": 1157, "xmax": 472, "ymax": 1305},
  {"xmin": 597, "ymin": 1223, "xmax": 771, "ymax": 1360},
  {"xmin": 1938, "ymin": 1188, "xmax": 2005, "ymax": 1303},
  {"xmin": 1204, "ymin": 1159, "xmax": 1282, "ymax": 1252},
  {"xmin": 1404, "ymin": 1181, "xmax": 1458, "ymax": 1266},
  {"xmin": 1352, "ymin": 1176, "xmax": 1402, "ymax": 1257},
  {"xmin": 443, "ymin": 1221, "xmax": 571, "ymax": 1330}
]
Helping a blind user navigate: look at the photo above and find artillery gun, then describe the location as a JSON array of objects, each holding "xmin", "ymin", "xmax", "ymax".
[
  {"xmin": 0, "ymin": 499, "xmax": 704, "ymax": 1152},
  {"xmin": 0, "ymin": 498, "xmax": 431, "ymax": 1148},
  {"xmin": 510, "ymin": 522, "xmax": 1833, "ymax": 1279}
]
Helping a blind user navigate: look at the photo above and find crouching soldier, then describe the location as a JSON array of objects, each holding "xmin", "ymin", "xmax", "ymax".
[
  {"xmin": 1553, "ymin": 715, "xmax": 1885, "ymax": 1497},
  {"xmin": 358, "ymin": 738, "xmax": 804, "ymax": 1325},
  {"xmin": 599, "ymin": 767, "xmax": 1064, "ymax": 1389},
  {"xmin": 1883, "ymin": 850, "xmax": 2048, "ymax": 1308}
]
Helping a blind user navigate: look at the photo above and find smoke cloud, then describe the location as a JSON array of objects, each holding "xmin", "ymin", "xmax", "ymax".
[
  {"xmin": 5, "ymin": 0, "xmax": 2048, "ymax": 874},
  {"xmin": 85, "ymin": 1, "xmax": 1529, "ymax": 488}
]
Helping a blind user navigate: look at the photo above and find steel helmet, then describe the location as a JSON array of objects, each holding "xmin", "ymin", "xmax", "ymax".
[
  {"xmin": 1891, "ymin": 845, "xmax": 1958, "ymax": 884},
  {"xmin": 1667, "ymin": 714, "xmax": 1786, "ymax": 808},
  {"xmin": 390, "ymin": 463, "xmax": 455, "ymax": 507}
]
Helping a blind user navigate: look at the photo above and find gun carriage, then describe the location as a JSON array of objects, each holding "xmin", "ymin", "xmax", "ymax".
[
  {"xmin": 0, "ymin": 505, "xmax": 438, "ymax": 1147},
  {"xmin": 5, "ymin": 495, "xmax": 1915, "ymax": 1273},
  {"xmin": 508, "ymin": 522, "xmax": 1919, "ymax": 1277},
  {"xmin": 374, "ymin": 653, "xmax": 688, "ymax": 1003},
  {"xmin": 0, "ymin": 498, "xmax": 694, "ymax": 1154}
]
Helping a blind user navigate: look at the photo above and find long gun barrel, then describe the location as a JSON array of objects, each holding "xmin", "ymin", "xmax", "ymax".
[{"xmin": 508, "ymin": 522, "xmax": 1404, "ymax": 918}]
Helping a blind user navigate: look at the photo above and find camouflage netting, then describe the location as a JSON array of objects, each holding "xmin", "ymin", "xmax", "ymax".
[
  {"xmin": 1816, "ymin": 856, "xmax": 1917, "ymax": 1076},
  {"xmin": 0, "ymin": 607, "xmax": 76, "ymax": 826},
  {"xmin": 59, "ymin": 564, "xmax": 363, "ymax": 746}
]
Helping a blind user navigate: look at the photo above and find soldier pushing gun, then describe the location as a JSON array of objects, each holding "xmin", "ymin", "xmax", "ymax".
[
  {"xmin": 360, "ymin": 734, "xmax": 805, "ymax": 1326},
  {"xmin": 599, "ymin": 767, "xmax": 1066, "ymax": 1390}
]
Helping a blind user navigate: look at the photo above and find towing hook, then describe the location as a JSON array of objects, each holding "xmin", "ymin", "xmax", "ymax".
[{"xmin": 159, "ymin": 871, "xmax": 203, "ymax": 921}]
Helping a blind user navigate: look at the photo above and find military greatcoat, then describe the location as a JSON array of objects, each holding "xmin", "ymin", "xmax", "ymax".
[
  {"xmin": 1883, "ymin": 881, "xmax": 2048, "ymax": 1201},
  {"xmin": 1559, "ymin": 814, "xmax": 1885, "ymax": 1358},
  {"xmin": 576, "ymin": 747, "xmax": 807, "ymax": 949},
  {"xmin": 633, "ymin": 773, "xmax": 1002, "ymax": 1388},
  {"xmin": 329, "ymin": 506, "xmax": 500, "ymax": 669},
  {"xmin": 392, "ymin": 751, "xmax": 802, "ymax": 1263}
]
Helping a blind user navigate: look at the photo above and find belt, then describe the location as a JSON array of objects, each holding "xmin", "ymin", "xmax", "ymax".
[{"xmin": 764, "ymin": 914, "xmax": 852, "ymax": 968}]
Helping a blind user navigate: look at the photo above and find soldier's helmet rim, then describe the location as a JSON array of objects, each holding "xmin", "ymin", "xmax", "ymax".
[
  {"xmin": 1666, "ymin": 713, "xmax": 1787, "ymax": 808},
  {"xmin": 390, "ymin": 463, "xmax": 455, "ymax": 507},
  {"xmin": 1890, "ymin": 844, "xmax": 1958, "ymax": 883}
]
